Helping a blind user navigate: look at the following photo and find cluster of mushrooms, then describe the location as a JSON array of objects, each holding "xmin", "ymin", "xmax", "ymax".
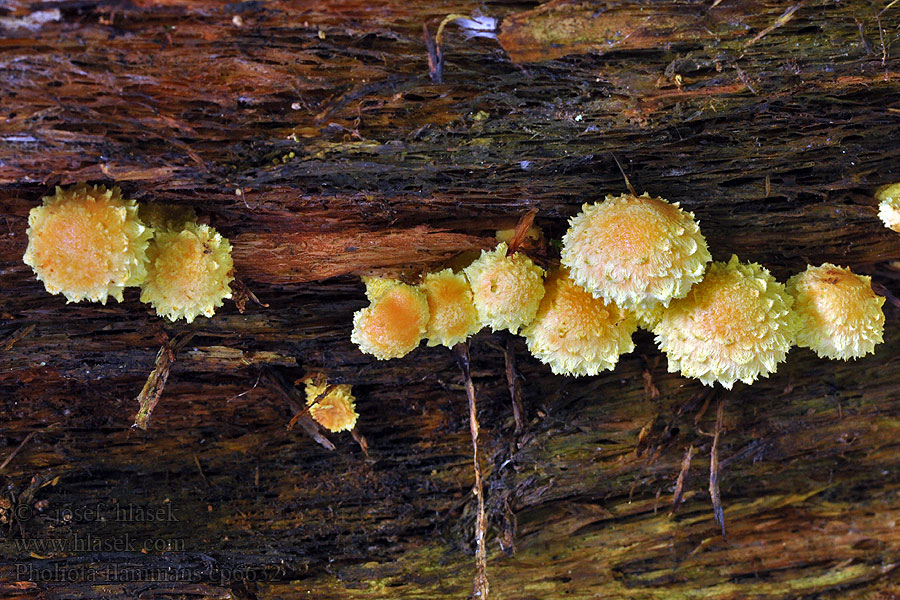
[
  {"xmin": 22, "ymin": 184, "xmax": 234, "ymax": 323},
  {"xmin": 352, "ymin": 192, "xmax": 887, "ymax": 390},
  {"xmin": 20, "ymin": 184, "xmax": 894, "ymax": 434}
]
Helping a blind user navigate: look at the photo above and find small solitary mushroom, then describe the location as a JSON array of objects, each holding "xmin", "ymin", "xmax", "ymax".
[
  {"xmin": 561, "ymin": 193, "xmax": 711, "ymax": 309},
  {"xmin": 303, "ymin": 375, "xmax": 358, "ymax": 433},
  {"xmin": 522, "ymin": 269, "xmax": 636, "ymax": 376},
  {"xmin": 23, "ymin": 184, "xmax": 152, "ymax": 304},
  {"xmin": 786, "ymin": 263, "xmax": 885, "ymax": 360},
  {"xmin": 463, "ymin": 242, "xmax": 545, "ymax": 334},
  {"xmin": 653, "ymin": 255, "xmax": 799, "ymax": 389}
]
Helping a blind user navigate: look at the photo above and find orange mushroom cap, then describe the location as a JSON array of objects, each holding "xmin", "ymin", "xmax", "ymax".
[
  {"xmin": 420, "ymin": 269, "xmax": 481, "ymax": 348},
  {"xmin": 139, "ymin": 222, "xmax": 234, "ymax": 323},
  {"xmin": 463, "ymin": 242, "xmax": 545, "ymax": 334},
  {"xmin": 523, "ymin": 269, "xmax": 636, "ymax": 376},
  {"xmin": 786, "ymin": 263, "xmax": 885, "ymax": 360},
  {"xmin": 304, "ymin": 377, "xmax": 358, "ymax": 433},
  {"xmin": 561, "ymin": 193, "xmax": 710, "ymax": 309},
  {"xmin": 23, "ymin": 184, "xmax": 152, "ymax": 304},
  {"xmin": 351, "ymin": 281, "xmax": 429, "ymax": 359},
  {"xmin": 653, "ymin": 255, "xmax": 799, "ymax": 389}
]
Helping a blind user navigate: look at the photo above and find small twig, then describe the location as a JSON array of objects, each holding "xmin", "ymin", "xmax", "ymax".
[
  {"xmin": 425, "ymin": 14, "xmax": 478, "ymax": 83},
  {"xmin": 694, "ymin": 387, "xmax": 716, "ymax": 426},
  {"xmin": 228, "ymin": 370, "xmax": 263, "ymax": 402},
  {"xmin": 263, "ymin": 367, "xmax": 335, "ymax": 451},
  {"xmin": 231, "ymin": 278, "xmax": 268, "ymax": 314},
  {"xmin": 133, "ymin": 332, "xmax": 195, "ymax": 430},
  {"xmin": 0, "ymin": 432, "xmax": 38, "ymax": 473},
  {"xmin": 671, "ymin": 444, "xmax": 694, "ymax": 514},
  {"xmin": 745, "ymin": 3, "xmax": 803, "ymax": 48},
  {"xmin": 733, "ymin": 61, "xmax": 758, "ymax": 95},
  {"xmin": 454, "ymin": 342, "xmax": 489, "ymax": 599},
  {"xmin": 193, "ymin": 452, "xmax": 210, "ymax": 487},
  {"xmin": 504, "ymin": 338, "xmax": 526, "ymax": 435},
  {"xmin": 505, "ymin": 208, "xmax": 539, "ymax": 256},
  {"xmin": 611, "ymin": 153, "xmax": 636, "ymax": 196},
  {"xmin": 1, "ymin": 324, "xmax": 35, "ymax": 352},
  {"xmin": 351, "ymin": 428, "xmax": 369, "ymax": 457},
  {"xmin": 709, "ymin": 399, "xmax": 727, "ymax": 541}
]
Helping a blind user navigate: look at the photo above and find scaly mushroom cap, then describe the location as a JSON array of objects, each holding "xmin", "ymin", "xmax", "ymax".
[
  {"xmin": 23, "ymin": 184, "xmax": 152, "ymax": 304},
  {"xmin": 629, "ymin": 302, "xmax": 667, "ymax": 331},
  {"xmin": 304, "ymin": 378, "xmax": 358, "ymax": 433},
  {"xmin": 361, "ymin": 275, "xmax": 398, "ymax": 303},
  {"xmin": 420, "ymin": 269, "xmax": 481, "ymax": 348},
  {"xmin": 653, "ymin": 255, "xmax": 799, "ymax": 389},
  {"xmin": 786, "ymin": 263, "xmax": 885, "ymax": 360},
  {"xmin": 522, "ymin": 269, "xmax": 636, "ymax": 377},
  {"xmin": 351, "ymin": 281, "xmax": 429, "ymax": 359},
  {"xmin": 140, "ymin": 222, "xmax": 234, "ymax": 323},
  {"xmin": 463, "ymin": 242, "xmax": 545, "ymax": 334},
  {"xmin": 876, "ymin": 183, "xmax": 900, "ymax": 233},
  {"xmin": 560, "ymin": 193, "xmax": 711, "ymax": 309}
]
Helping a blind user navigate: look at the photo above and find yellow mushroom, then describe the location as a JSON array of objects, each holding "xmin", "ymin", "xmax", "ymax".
[
  {"xmin": 420, "ymin": 269, "xmax": 481, "ymax": 347},
  {"xmin": 876, "ymin": 183, "xmax": 900, "ymax": 233},
  {"xmin": 463, "ymin": 242, "xmax": 545, "ymax": 334},
  {"xmin": 629, "ymin": 302, "xmax": 667, "ymax": 331},
  {"xmin": 139, "ymin": 222, "xmax": 234, "ymax": 323},
  {"xmin": 522, "ymin": 269, "xmax": 636, "ymax": 376},
  {"xmin": 351, "ymin": 280, "xmax": 429, "ymax": 359},
  {"xmin": 786, "ymin": 263, "xmax": 885, "ymax": 360},
  {"xmin": 560, "ymin": 193, "xmax": 710, "ymax": 309},
  {"xmin": 304, "ymin": 376, "xmax": 358, "ymax": 433},
  {"xmin": 653, "ymin": 255, "xmax": 799, "ymax": 389},
  {"xmin": 23, "ymin": 184, "xmax": 152, "ymax": 304}
]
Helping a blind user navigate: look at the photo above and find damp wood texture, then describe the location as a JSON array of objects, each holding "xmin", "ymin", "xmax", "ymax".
[{"xmin": 1, "ymin": 0, "xmax": 900, "ymax": 598}]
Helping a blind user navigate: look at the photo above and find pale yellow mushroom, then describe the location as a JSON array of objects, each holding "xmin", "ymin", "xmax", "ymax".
[
  {"xmin": 653, "ymin": 255, "xmax": 799, "ymax": 389},
  {"xmin": 463, "ymin": 242, "xmax": 545, "ymax": 334},
  {"xmin": 561, "ymin": 193, "xmax": 710, "ymax": 309},
  {"xmin": 420, "ymin": 269, "xmax": 481, "ymax": 347},
  {"xmin": 876, "ymin": 183, "xmax": 900, "ymax": 233},
  {"xmin": 140, "ymin": 222, "xmax": 234, "ymax": 323},
  {"xmin": 23, "ymin": 184, "xmax": 152, "ymax": 304},
  {"xmin": 786, "ymin": 263, "xmax": 885, "ymax": 360},
  {"xmin": 522, "ymin": 269, "xmax": 636, "ymax": 376}
]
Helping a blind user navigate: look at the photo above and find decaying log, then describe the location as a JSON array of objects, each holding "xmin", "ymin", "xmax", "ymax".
[{"xmin": 1, "ymin": 0, "xmax": 900, "ymax": 598}]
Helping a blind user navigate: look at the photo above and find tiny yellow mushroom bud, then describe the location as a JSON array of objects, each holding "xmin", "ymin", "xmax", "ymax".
[
  {"xmin": 522, "ymin": 269, "xmax": 636, "ymax": 377},
  {"xmin": 23, "ymin": 184, "xmax": 152, "ymax": 304},
  {"xmin": 304, "ymin": 377, "xmax": 358, "ymax": 433},
  {"xmin": 420, "ymin": 269, "xmax": 481, "ymax": 348},
  {"xmin": 463, "ymin": 242, "xmax": 545, "ymax": 334},
  {"xmin": 140, "ymin": 222, "xmax": 234, "ymax": 323},
  {"xmin": 561, "ymin": 193, "xmax": 711, "ymax": 309},
  {"xmin": 876, "ymin": 183, "xmax": 900, "ymax": 233},
  {"xmin": 653, "ymin": 255, "xmax": 799, "ymax": 390},
  {"xmin": 351, "ymin": 281, "xmax": 430, "ymax": 359},
  {"xmin": 786, "ymin": 263, "xmax": 885, "ymax": 360}
]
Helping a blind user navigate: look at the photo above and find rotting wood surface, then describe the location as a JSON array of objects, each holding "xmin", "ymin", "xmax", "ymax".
[{"xmin": 1, "ymin": 0, "xmax": 900, "ymax": 598}]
